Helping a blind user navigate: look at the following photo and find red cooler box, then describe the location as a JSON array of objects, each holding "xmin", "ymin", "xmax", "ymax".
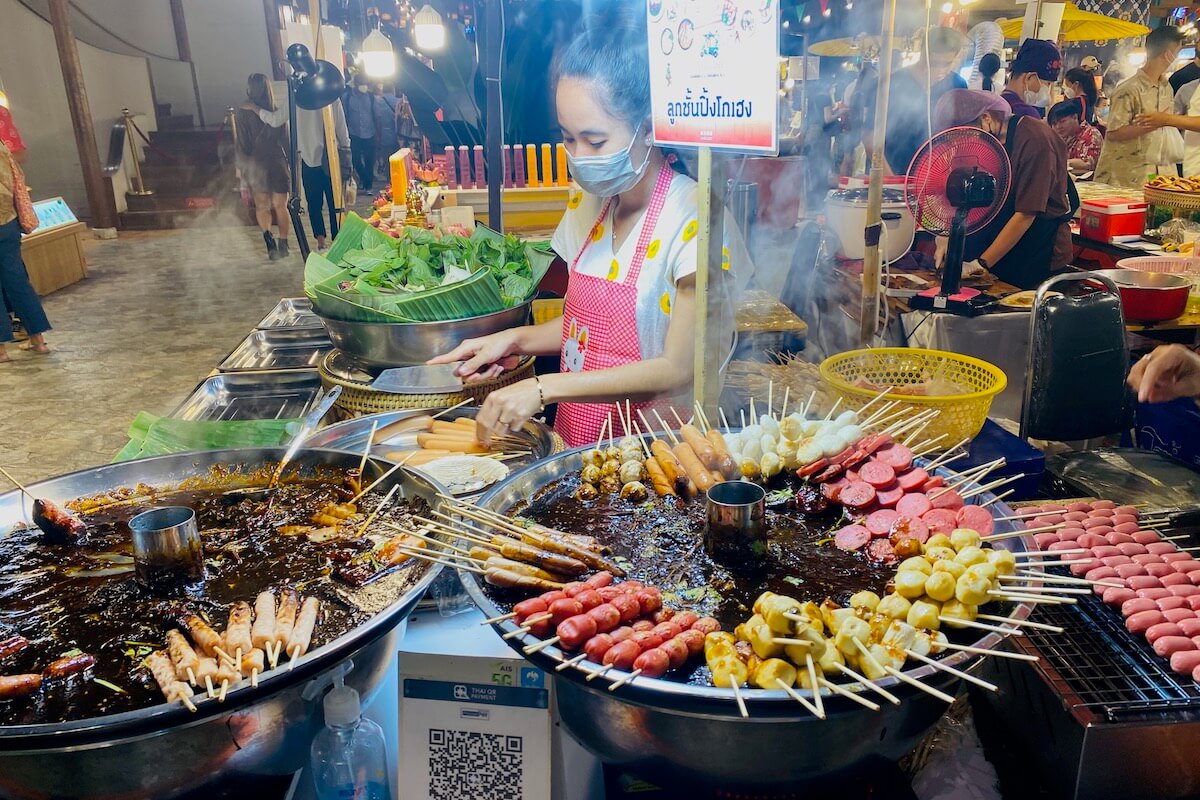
[{"xmin": 1079, "ymin": 198, "xmax": 1148, "ymax": 242}]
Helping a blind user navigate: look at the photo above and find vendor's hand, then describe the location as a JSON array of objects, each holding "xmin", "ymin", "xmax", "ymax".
[
  {"xmin": 1127, "ymin": 345, "xmax": 1200, "ymax": 404},
  {"xmin": 960, "ymin": 259, "xmax": 987, "ymax": 278},
  {"xmin": 427, "ymin": 331, "xmax": 521, "ymax": 382},
  {"xmin": 1133, "ymin": 112, "xmax": 1170, "ymax": 129},
  {"xmin": 474, "ymin": 379, "xmax": 542, "ymax": 447}
]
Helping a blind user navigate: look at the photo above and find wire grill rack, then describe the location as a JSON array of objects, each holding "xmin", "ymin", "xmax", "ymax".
[{"xmin": 1020, "ymin": 567, "xmax": 1200, "ymax": 722}]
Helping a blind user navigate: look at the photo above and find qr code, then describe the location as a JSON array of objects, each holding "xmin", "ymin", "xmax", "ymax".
[{"xmin": 428, "ymin": 728, "xmax": 523, "ymax": 800}]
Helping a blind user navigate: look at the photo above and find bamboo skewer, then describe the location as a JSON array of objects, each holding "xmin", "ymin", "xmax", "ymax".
[
  {"xmin": 393, "ymin": 546, "xmax": 485, "ymax": 574},
  {"xmin": 609, "ymin": 668, "xmax": 643, "ymax": 691},
  {"xmin": 821, "ymin": 397, "xmax": 844, "ymax": 422},
  {"xmin": 856, "ymin": 387, "xmax": 893, "ymax": 418},
  {"xmin": 354, "ymin": 484, "xmax": 400, "ymax": 538},
  {"xmin": 0, "ymin": 466, "xmax": 32, "ymax": 495},
  {"xmin": 557, "ymin": 654, "xmax": 588, "ymax": 672},
  {"xmin": 1014, "ymin": 548, "xmax": 1088, "ymax": 557},
  {"xmin": 348, "ymin": 458, "xmax": 409, "ymax": 505},
  {"xmin": 961, "ymin": 474, "xmax": 1026, "ymax": 501},
  {"xmin": 728, "ymin": 679, "xmax": 748, "ymax": 718},
  {"xmin": 904, "ymin": 649, "xmax": 998, "ymax": 692},
  {"xmin": 980, "ymin": 489, "xmax": 1015, "ymax": 509},
  {"xmin": 988, "ymin": 590, "xmax": 1074, "ymax": 605},
  {"xmin": 831, "ymin": 662, "xmax": 901, "ymax": 705},
  {"xmin": 924, "ymin": 440, "xmax": 971, "ymax": 471},
  {"xmin": 431, "ymin": 399, "xmax": 473, "ymax": 420},
  {"xmin": 939, "ymin": 616, "xmax": 1021, "ymax": 636},
  {"xmin": 481, "ymin": 611, "xmax": 518, "ymax": 625},
  {"xmin": 818, "ymin": 676, "xmax": 880, "ymax": 711},
  {"xmin": 883, "ymin": 666, "xmax": 957, "ymax": 703},
  {"xmin": 776, "ymin": 678, "xmax": 824, "ymax": 719},
  {"xmin": 975, "ymin": 614, "xmax": 1064, "ymax": 633},
  {"xmin": 937, "ymin": 641, "xmax": 1038, "ymax": 662},
  {"xmin": 1003, "ymin": 572, "xmax": 1125, "ymax": 590},
  {"xmin": 358, "ymin": 421, "xmax": 378, "ymax": 476},
  {"xmin": 805, "ymin": 652, "xmax": 825, "ymax": 718},
  {"xmin": 992, "ymin": 582, "xmax": 1090, "ymax": 595},
  {"xmin": 585, "ymin": 664, "xmax": 615, "ymax": 682}
]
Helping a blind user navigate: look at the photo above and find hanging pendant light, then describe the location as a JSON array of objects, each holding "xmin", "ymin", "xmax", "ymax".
[
  {"xmin": 362, "ymin": 28, "xmax": 397, "ymax": 78},
  {"xmin": 414, "ymin": 4, "xmax": 446, "ymax": 51}
]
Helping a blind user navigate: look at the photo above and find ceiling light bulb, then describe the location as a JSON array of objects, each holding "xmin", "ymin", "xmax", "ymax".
[
  {"xmin": 941, "ymin": 2, "xmax": 952, "ymax": 12},
  {"xmin": 413, "ymin": 4, "xmax": 446, "ymax": 51},
  {"xmin": 361, "ymin": 29, "xmax": 397, "ymax": 78}
]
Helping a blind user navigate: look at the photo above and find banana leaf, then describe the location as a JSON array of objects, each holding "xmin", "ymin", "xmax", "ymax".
[
  {"xmin": 114, "ymin": 412, "xmax": 299, "ymax": 462},
  {"xmin": 326, "ymin": 212, "xmax": 391, "ymax": 264}
]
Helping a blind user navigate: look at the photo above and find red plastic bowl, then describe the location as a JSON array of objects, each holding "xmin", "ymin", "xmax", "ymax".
[{"xmin": 1101, "ymin": 269, "xmax": 1191, "ymax": 323}]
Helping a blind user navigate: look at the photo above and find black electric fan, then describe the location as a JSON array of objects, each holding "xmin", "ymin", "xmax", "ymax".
[{"xmin": 904, "ymin": 126, "xmax": 1012, "ymax": 315}]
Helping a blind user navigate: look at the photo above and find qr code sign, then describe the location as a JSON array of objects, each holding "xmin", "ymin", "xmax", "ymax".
[{"xmin": 428, "ymin": 728, "xmax": 524, "ymax": 800}]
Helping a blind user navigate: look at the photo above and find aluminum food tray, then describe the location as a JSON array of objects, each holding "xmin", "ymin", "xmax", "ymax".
[
  {"xmin": 255, "ymin": 297, "xmax": 321, "ymax": 330},
  {"xmin": 217, "ymin": 329, "xmax": 332, "ymax": 372},
  {"xmin": 170, "ymin": 370, "xmax": 324, "ymax": 421}
]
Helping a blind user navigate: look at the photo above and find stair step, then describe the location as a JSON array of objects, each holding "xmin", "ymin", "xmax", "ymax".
[{"xmin": 157, "ymin": 114, "xmax": 195, "ymax": 131}]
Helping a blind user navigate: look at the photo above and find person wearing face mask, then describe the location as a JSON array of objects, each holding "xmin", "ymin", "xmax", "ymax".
[
  {"xmin": 1000, "ymin": 39, "xmax": 1062, "ymax": 120},
  {"xmin": 343, "ymin": 73, "xmax": 381, "ymax": 191},
  {"xmin": 1094, "ymin": 26, "xmax": 1185, "ymax": 188},
  {"xmin": 1062, "ymin": 66, "xmax": 1102, "ymax": 131},
  {"xmin": 876, "ymin": 26, "xmax": 967, "ymax": 175},
  {"xmin": 934, "ymin": 89, "xmax": 1075, "ymax": 290},
  {"xmin": 429, "ymin": 21, "xmax": 751, "ymax": 447},
  {"xmin": 1048, "ymin": 99, "xmax": 1102, "ymax": 175}
]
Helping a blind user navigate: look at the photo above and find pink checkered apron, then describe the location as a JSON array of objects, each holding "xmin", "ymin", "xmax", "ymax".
[{"xmin": 554, "ymin": 160, "xmax": 682, "ymax": 447}]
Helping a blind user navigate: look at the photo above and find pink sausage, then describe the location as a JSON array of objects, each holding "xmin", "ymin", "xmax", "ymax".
[
  {"xmin": 1170, "ymin": 650, "xmax": 1200, "ymax": 675},
  {"xmin": 1078, "ymin": 533, "xmax": 1110, "ymax": 549},
  {"xmin": 1145, "ymin": 563, "xmax": 1175, "ymax": 578},
  {"xmin": 1057, "ymin": 529, "xmax": 1083, "ymax": 543},
  {"xmin": 1104, "ymin": 587, "xmax": 1137, "ymax": 606},
  {"xmin": 1189, "ymin": 596, "xmax": 1200, "ymax": 611},
  {"xmin": 1161, "ymin": 573, "xmax": 1193, "ymax": 587},
  {"xmin": 1092, "ymin": 500, "xmax": 1116, "ymax": 510},
  {"xmin": 1127, "ymin": 610, "xmax": 1166, "ymax": 633},
  {"xmin": 1067, "ymin": 502, "xmax": 1093, "ymax": 513},
  {"xmin": 1138, "ymin": 588, "xmax": 1172, "ymax": 600},
  {"xmin": 1049, "ymin": 540, "xmax": 1080, "ymax": 552},
  {"xmin": 1122, "ymin": 597, "xmax": 1159, "ymax": 616},
  {"xmin": 1164, "ymin": 608, "xmax": 1195, "ymax": 624},
  {"xmin": 1033, "ymin": 532, "xmax": 1061, "ymax": 550},
  {"xmin": 1089, "ymin": 507, "xmax": 1116, "ymax": 518},
  {"xmin": 1113, "ymin": 522, "xmax": 1140, "ymax": 535},
  {"xmin": 1063, "ymin": 511, "xmax": 1089, "ymax": 523},
  {"xmin": 1162, "ymin": 552, "xmax": 1195, "ymax": 563},
  {"xmin": 1178, "ymin": 618, "xmax": 1200, "ymax": 637},
  {"xmin": 1128, "ymin": 575, "xmax": 1164, "ymax": 591},
  {"xmin": 1087, "ymin": 526, "xmax": 1114, "ymax": 537},
  {"xmin": 1114, "ymin": 564, "xmax": 1148, "ymax": 580},
  {"xmin": 1116, "ymin": 542, "xmax": 1148, "ymax": 557},
  {"xmin": 1190, "ymin": 569, "xmax": 1200, "ymax": 584},
  {"xmin": 1039, "ymin": 513, "xmax": 1066, "ymax": 525},
  {"xmin": 1093, "ymin": 547, "xmax": 1123, "ymax": 559},
  {"xmin": 1133, "ymin": 531, "xmax": 1163, "ymax": 545},
  {"xmin": 1157, "ymin": 596, "xmax": 1189, "ymax": 611},
  {"xmin": 1070, "ymin": 559, "xmax": 1102, "ymax": 576},
  {"xmin": 1043, "ymin": 504, "xmax": 1068, "ymax": 512},
  {"xmin": 1028, "ymin": 517, "xmax": 1056, "ymax": 529},
  {"xmin": 1083, "ymin": 517, "xmax": 1112, "ymax": 529},
  {"xmin": 1132, "ymin": 554, "xmax": 1165, "ymax": 565},
  {"xmin": 1086, "ymin": 566, "xmax": 1121, "ymax": 582},
  {"xmin": 1106, "ymin": 533, "xmax": 1136, "ymax": 546},
  {"xmin": 1113, "ymin": 505, "xmax": 1139, "ymax": 517},
  {"xmin": 1111, "ymin": 514, "xmax": 1139, "ymax": 527},
  {"xmin": 1153, "ymin": 636, "xmax": 1197, "ymax": 658},
  {"xmin": 1101, "ymin": 556, "xmax": 1134, "ymax": 568},
  {"xmin": 1174, "ymin": 560, "xmax": 1200, "ymax": 573},
  {"xmin": 1169, "ymin": 585, "xmax": 1200, "ymax": 598},
  {"xmin": 1146, "ymin": 622, "xmax": 1185, "ymax": 643},
  {"xmin": 1147, "ymin": 543, "xmax": 1179, "ymax": 555}
]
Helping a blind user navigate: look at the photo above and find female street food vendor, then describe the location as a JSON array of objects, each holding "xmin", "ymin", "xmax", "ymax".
[
  {"xmin": 933, "ymin": 89, "xmax": 1076, "ymax": 290},
  {"xmin": 431, "ymin": 22, "xmax": 747, "ymax": 447}
]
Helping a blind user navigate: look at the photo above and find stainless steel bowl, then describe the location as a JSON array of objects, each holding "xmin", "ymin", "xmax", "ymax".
[
  {"xmin": 459, "ymin": 441, "xmax": 1034, "ymax": 790},
  {"xmin": 0, "ymin": 448, "xmax": 446, "ymax": 800},
  {"xmin": 317, "ymin": 303, "xmax": 532, "ymax": 368}
]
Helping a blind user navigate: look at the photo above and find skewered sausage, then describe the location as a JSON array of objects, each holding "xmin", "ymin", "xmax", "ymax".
[
  {"xmin": 43, "ymin": 653, "xmax": 95, "ymax": 680},
  {"xmin": 691, "ymin": 617, "xmax": 721, "ymax": 634},
  {"xmin": 242, "ymin": 648, "xmax": 265, "ymax": 677},
  {"xmin": 680, "ymin": 424, "xmax": 720, "ymax": 472},
  {"xmin": 252, "ymin": 591, "xmax": 276, "ymax": 650},
  {"xmin": 705, "ymin": 429, "xmax": 740, "ymax": 479},
  {"xmin": 33, "ymin": 498, "xmax": 87, "ymax": 544},
  {"xmin": 0, "ymin": 635, "xmax": 29, "ymax": 662},
  {"xmin": 0, "ymin": 674, "xmax": 41, "ymax": 699},
  {"xmin": 649, "ymin": 440, "xmax": 691, "ymax": 496},
  {"xmin": 146, "ymin": 650, "xmax": 193, "ymax": 705},
  {"xmin": 166, "ymin": 629, "xmax": 200, "ymax": 683},
  {"xmin": 493, "ymin": 540, "xmax": 589, "ymax": 576},
  {"xmin": 603, "ymin": 640, "xmax": 642, "ymax": 670},
  {"xmin": 483, "ymin": 556, "xmax": 567, "ymax": 584},
  {"xmin": 632, "ymin": 647, "xmax": 671, "ymax": 678},
  {"xmin": 585, "ymin": 633, "xmax": 616, "ymax": 663},
  {"xmin": 274, "ymin": 590, "xmax": 299, "ymax": 651},
  {"xmin": 286, "ymin": 597, "xmax": 320, "ymax": 659},
  {"xmin": 485, "ymin": 568, "xmax": 564, "ymax": 592},
  {"xmin": 184, "ymin": 614, "xmax": 224, "ymax": 658},
  {"xmin": 643, "ymin": 456, "xmax": 676, "ymax": 497},
  {"xmin": 673, "ymin": 442, "xmax": 715, "ymax": 493},
  {"xmin": 225, "ymin": 602, "xmax": 254, "ymax": 661}
]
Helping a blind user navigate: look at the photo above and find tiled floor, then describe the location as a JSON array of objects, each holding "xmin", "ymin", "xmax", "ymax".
[{"xmin": 1, "ymin": 226, "xmax": 304, "ymax": 484}]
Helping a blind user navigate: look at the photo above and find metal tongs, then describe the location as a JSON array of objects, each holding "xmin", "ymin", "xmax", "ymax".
[{"xmin": 222, "ymin": 386, "xmax": 343, "ymax": 501}]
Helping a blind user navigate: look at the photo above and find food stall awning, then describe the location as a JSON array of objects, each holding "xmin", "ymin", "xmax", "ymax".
[{"xmin": 999, "ymin": 3, "xmax": 1149, "ymax": 41}]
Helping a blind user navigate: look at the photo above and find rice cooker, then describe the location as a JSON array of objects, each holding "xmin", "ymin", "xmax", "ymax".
[{"xmin": 824, "ymin": 187, "xmax": 915, "ymax": 262}]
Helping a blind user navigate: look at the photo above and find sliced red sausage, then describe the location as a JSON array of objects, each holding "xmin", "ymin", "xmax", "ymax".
[
  {"xmin": 1122, "ymin": 597, "xmax": 1159, "ymax": 616},
  {"xmin": 820, "ymin": 480, "xmax": 846, "ymax": 502},
  {"xmin": 891, "ymin": 515, "xmax": 930, "ymax": 543},
  {"xmin": 1170, "ymin": 649, "xmax": 1200, "ymax": 675},
  {"xmin": 956, "ymin": 505, "xmax": 996, "ymax": 536},
  {"xmin": 875, "ymin": 483, "xmax": 905, "ymax": 508},
  {"xmin": 866, "ymin": 509, "xmax": 900, "ymax": 538},
  {"xmin": 860, "ymin": 461, "xmax": 896, "ymax": 488},
  {"xmin": 1127, "ymin": 610, "xmax": 1166, "ymax": 634},
  {"xmin": 834, "ymin": 525, "xmax": 871, "ymax": 552},
  {"xmin": 1153, "ymin": 636, "xmax": 1197, "ymax": 658},
  {"xmin": 921, "ymin": 508, "xmax": 959, "ymax": 536},
  {"xmin": 930, "ymin": 489, "xmax": 965, "ymax": 510},
  {"xmin": 1146, "ymin": 622, "xmax": 1185, "ymax": 643},
  {"xmin": 1103, "ymin": 587, "xmax": 1137, "ymax": 606},
  {"xmin": 897, "ymin": 468, "xmax": 929, "ymax": 492},
  {"xmin": 922, "ymin": 476, "xmax": 946, "ymax": 491},
  {"xmin": 839, "ymin": 482, "xmax": 878, "ymax": 509},
  {"xmin": 897, "ymin": 493, "xmax": 933, "ymax": 519},
  {"xmin": 798, "ymin": 458, "xmax": 830, "ymax": 479},
  {"xmin": 875, "ymin": 444, "xmax": 914, "ymax": 471}
]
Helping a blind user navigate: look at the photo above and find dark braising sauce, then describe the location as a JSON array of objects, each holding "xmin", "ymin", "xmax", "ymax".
[
  {"xmin": 488, "ymin": 474, "xmax": 894, "ymax": 685},
  {"xmin": 0, "ymin": 470, "xmax": 429, "ymax": 725}
]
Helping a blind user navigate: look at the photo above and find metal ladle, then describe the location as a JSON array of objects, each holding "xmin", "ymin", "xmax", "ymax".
[{"xmin": 222, "ymin": 386, "xmax": 342, "ymax": 502}]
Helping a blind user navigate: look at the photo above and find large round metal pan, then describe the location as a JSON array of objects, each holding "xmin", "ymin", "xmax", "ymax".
[
  {"xmin": 0, "ymin": 448, "xmax": 445, "ymax": 800},
  {"xmin": 458, "ymin": 439, "xmax": 1034, "ymax": 790}
]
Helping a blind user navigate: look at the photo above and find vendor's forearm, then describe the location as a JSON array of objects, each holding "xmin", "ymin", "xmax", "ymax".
[
  {"xmin": 1106, "ymin": 124, "xmax": 1150, "ymax": 141},
  {"xmin": 1152, "ymin": 114, "xmax": 1200, "ymax": 132},
  {"xmin": 981, "ymin": 213, "xmax": 1037, "ymax": 265},
  {"xmin": 537, "ymin": 358, "xmax": 693, "ymax": 406},
  {"xmin": 512, "ymin": 316, "xmax": 564, "ymax": 356}
]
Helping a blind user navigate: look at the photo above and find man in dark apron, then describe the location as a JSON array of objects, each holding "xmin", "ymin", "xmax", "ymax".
[{"xmin": 933, "ymin": 86, "xmax": 1077, "ymax": 291}]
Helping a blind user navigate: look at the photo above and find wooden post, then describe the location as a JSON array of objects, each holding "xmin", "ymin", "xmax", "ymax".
[
  {"xmin": 859, "ymin": 0, "xmax": 898, "ymax": 345},
  {"xmin": 262, "ymin": 0, "xmax": 287, "ymax": 81},
  {"xmin": 47, "ymin": 0, "xmax": 118, "ymax": 232},
  {"xmin": 169, "ymin": 0, "xmax": 205, "ymax": 127},
  {"xmin": 309, "ymin": 1, "xmax": 344, "ymax": 223},
  {"xmin": 693, "ymin": 147, "xmax": 725, "ymax": 417}
]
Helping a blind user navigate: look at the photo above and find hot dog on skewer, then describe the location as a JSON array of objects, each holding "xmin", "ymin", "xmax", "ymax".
[
  {"xmin": 251, "ymin": 590, "xmax": 276, "ymax": 651},
  {"xmin": 165, "ymin": 629, "xmax": 200, "ymax": 684},
  {"xmin": 673, "ymin": 442, "xmax": 716, "ymax": 493},
  {"xmin": 286, "ymin": 597, "xmax": 320, "ymax": 662}
]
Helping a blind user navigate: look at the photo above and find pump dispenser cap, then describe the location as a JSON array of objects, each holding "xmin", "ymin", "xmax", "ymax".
[{"xmin": 323, "ymin": 684, "xmax": 361, "ymax": 727}]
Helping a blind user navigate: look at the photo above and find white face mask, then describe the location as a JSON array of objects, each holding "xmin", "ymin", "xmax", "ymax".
[
  {"xmin": 356, "ymin": 85, "xmax": 369, "ymax": 94},
  {"xmin": 1024, "ymin": 79, "xmax": 1051, "ymax": 107},
  {"xmin": 1063, "ymin": 86, "xmax": 1077, "ymax": 99},
  {"xmin": 565, "ymin": 122, "xmax": 652, "ymax": 198}
]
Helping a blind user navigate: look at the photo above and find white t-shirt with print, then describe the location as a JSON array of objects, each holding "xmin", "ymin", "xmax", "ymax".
[{"xmin": 551, "ymin": 171, "xmax": 749, "ymax": 364}]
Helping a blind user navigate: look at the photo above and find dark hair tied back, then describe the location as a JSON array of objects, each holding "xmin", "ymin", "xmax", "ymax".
[{"xmin": 552, "ymin": 6, "xmax": 651, "ymax": 130}]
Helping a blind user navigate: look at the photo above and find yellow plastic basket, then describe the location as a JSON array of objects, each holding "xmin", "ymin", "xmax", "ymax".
[{"xmin": 819, "ymin": 348, "xmax": 1007, "ymax": 446}]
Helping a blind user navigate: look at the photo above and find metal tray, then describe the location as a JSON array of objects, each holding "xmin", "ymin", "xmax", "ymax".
[
  {"xmin": 170, "ymin": 370, "xmax": 324, "ymax": 421},
  {"xmin": 217, "ymin": 329, "xmax": 333, "ymax": 372},
  {"xmin": 256, "ymin": 297, "xmax": 321, "ymax": 330}
]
